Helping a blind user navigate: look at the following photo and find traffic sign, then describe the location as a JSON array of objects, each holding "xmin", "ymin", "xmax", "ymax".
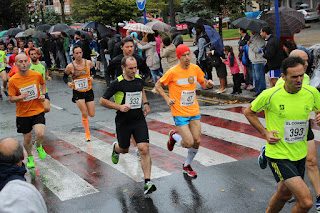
[{"xmin": 136, "ymin": 0, "xmax": 146, "ymax": 11}]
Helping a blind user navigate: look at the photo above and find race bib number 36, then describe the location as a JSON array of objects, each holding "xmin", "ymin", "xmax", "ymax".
[
  {"xmin": 125, "ymin": 91, "xmax": 142, "ymax": 109},
  {"xmin": 19, "ymin": 84, "xmax": 38, "ymax": 101},
  {"xmin": 283, "ymin": 120, "xmax": 308, "ymax": 143},
  {"xmin": 74, "ymin": 78, "xmax": 89, "ymax": 90},
  {"xmin": 180, "ymin": 90, "xmax": 196, "ymax": 106}
]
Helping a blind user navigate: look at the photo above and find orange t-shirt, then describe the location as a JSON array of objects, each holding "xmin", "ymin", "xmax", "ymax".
[
  {"xmin": 8, "ymin": 65, "xmax": 19, "ymax": 77},
  {"xmin": 25, "ymin": 47, "xmax": 40, "ymax": 63},
  {"xmin": 159, "ymin": 63, "xmax": 205, "ymax": 117},
  {"xmin": 9, "ymin": 70, "xmax": 45, "ymax": 117},
  {"xmin": 71, "ymin": 59, "xmax": 92, "ymax": 92}
]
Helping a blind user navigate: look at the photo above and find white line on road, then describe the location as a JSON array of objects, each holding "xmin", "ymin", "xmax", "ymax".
[{"xmin": 50, "ymin": 104, "xmax": 64, "ymax": 110}]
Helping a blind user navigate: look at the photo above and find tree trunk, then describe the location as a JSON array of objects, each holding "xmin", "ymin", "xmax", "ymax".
[
  {"xmin": 169, "ymin": 0, "xmax": 176, "ymax": 26},
  {"xmin": 59, "ymin": 0, "xmax": 66, "ymax": 23},
  {"xmin": 219, "ymin": 17, "xmax": 223, "ymax": 38}
]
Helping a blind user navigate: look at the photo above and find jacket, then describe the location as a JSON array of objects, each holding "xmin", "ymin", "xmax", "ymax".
[
  {"xmin": 172, "ymin": 32, "xmax": 183, "ymax": 47},
  {"xmin": 263, "ymin": 34, "xmax": 284, "ymax": 70},
  {"xmin": 0, "ymin": 163, "xmax": 26, "ymax": 191},
  {"xmin": 248, "ymin": 34, "xmax": 267, "ymax": 64},
  {"xmin": 224, "ymin": 52, "xmax": 240, "ymax": 74},
  {"xmin": 197, "ymin": 33, "xmax": 210, "ymax": 62},
  {"xmin": 160, "ymin": 43, "xmax": 179, "ymax": 67},
  {"xmin": 238, "ymin": 33, "xmax": 250, "ymax": 58},
  {"xmin": 138, "ymin": 41, "xmax": 160, "ymax": 70}
]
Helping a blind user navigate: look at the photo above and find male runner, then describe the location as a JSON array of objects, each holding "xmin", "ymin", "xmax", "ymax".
[
  {"xmin": 5, "ymin": 42, "xmax": 14, "ymax": 73},
  {"xmin": 8, "ymin": 46, "xmax": 18, "ymax": 67},
  {"xmin": 25, "ymin": 40, "xmax": 41, "ymax": 63},
  {"xmin": 155, "ymin": 44, "xmax": 214, "ymax": 178},
  {"xmin": 29, "ymin": 48, "xmax": 52, "ymax": 113},
  {"xmin": 64, "ymin": 45, "xmax": 94, "ymax": 142},
  {"xmin": 0, "ymin": 44, "xmax": 7, "ymax": 99},
  {"xmin": 8, "ymin": 54, "xmax": 47, "ymax": 169},
  {"xmin": 258, "ymin": 49, "xmax": 320, "ymax": 211},
  {"xmin": 18, "ymin": 41, "xmax": 26, "ymax": 54},
  {"xmin": 99, "ymin": 56, "xmax": 156, "ymax": 194},
  {"xmin": 244, "ymin": 57, "xmax": 320, "ymax": 212}
]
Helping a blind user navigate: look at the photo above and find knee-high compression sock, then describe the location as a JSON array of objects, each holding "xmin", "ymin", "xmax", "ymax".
[
  {"xmin": 81, "ymin": 117, "xmax": 90, "ymax": 136},
  {"xmin": 184, "ymin": 147, "xmax": 198, "ymax": 167},
  {"xmin": 172, "ymin": 133, "xmax": 182, "ymax": 147}
]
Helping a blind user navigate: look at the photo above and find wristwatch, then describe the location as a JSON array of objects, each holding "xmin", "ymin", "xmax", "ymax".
[{"xmin": 143, "ymin": 102, "xmax": 150, "ymax": 105}]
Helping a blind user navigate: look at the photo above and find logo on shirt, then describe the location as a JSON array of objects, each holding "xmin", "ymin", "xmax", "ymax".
[
  {"xmin": 279, "ymin": 105, "xmax": 285, "ymax": 110},
  {"xmin": 304, "ymin": 105, "xmax": 310, "ymax": 113},
  {"xmin": 188, "ymin": 76, "xmax": 194, "ymax": 84}
]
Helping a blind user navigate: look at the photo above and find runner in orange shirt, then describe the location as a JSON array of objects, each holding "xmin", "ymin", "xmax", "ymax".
[
  {"xmin": 8, "ymin": 54, "xmax": 47, "ymax": 169},
  {"xmin": 64, "ymin": 45, "xmax": 94, "ymax": 142},
  {"xmin": 155, "ymin": 44, "xmax": 214, "ymax": 178}
]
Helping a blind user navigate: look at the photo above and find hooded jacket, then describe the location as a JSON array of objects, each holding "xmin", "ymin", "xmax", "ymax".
[
  {"xmin": 160, "ymin": 43, "xmax": 179, "ymax": 67},
  {"xmin": 0, "ymin": 163, "xmax": 27, "ymax": 191},
  {"xmin": 248, "ymin": 34, "xmax": 267, "ymax": 64},
  {"xmin": 138, "ymin": 41, "xmax": 160, "ymax": 70}
]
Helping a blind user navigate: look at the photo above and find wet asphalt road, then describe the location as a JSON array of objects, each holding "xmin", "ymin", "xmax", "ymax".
[{"xmin": 1, "ymin": 74, "xmax": 320, "ymax": 213}]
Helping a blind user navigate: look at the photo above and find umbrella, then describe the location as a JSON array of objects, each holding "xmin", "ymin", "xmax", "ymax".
[
  {"xmin": 184, "ymin": 17, "xmax": 210, "ymax": 26},
  {"xmin": 146, "ymin": 21, "xmax": 170, "ymax": 32},
  {"xmin": 48, "ymin": 23, "xmax": 71, "ymax": 33},
  {"xmin": 64, "ymin": 28, "xmax": 92, "ymax": 40},
  {"xmin": 299, "ymin": 3, "xmax": 309, "ymax": 7},
  {"xmin": 231, "ymin": 17, "xmax": 268, "ymax": 33},
  {"xmin": 204, "ymin": 25, "xmax": 224, "ymax": 56},
  {"xmin": 124, "ymin": 23, "xmax": 154, "ymax": 33},
  {"xmin": 24, "ymin": 29, "xmax": 38, "ymax": 36},
  {"xmin": 15, "ymin": 31, "xmax": 28, "ymax": 38},
  {"xmin": 33, "ymin": 32, "xmax": 47, "ymax": 39},
  {"xmin": 36, "ymin": 24, "xmax": 51, "ymax": 32},
  {"xmin": 70, "ymin": 23, "xmax": 83, "ymax": 29},
  {"xmin": 82, "ymin": 22, "xmax": 112, "ymax": 38},
  {"xmin": 135, "ymin": 17, "xmax": 153, "ymax": 24},
  {"xmin": 260, "ymin": 6, "xmax": 305, "ymax": 37},
  {"xmin": 0, "ymin": 30, "xmax": 8, "ymax": 37},
  {"xmin": 4, "ymin": 28, "xmax": 23, "ymax": 36}
]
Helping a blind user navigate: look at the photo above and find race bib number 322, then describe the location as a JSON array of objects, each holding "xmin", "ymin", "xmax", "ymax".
[
  {"xmin": 19, "ymin": 84, "xmax": 38, "ymax": 101},
  {"xmin": 283, "ymin": 120, "xmax": 308, "ymax": 143},
  {"xmin": 125, "ymin": 91, "xmax": 142, "ymax": 109}
]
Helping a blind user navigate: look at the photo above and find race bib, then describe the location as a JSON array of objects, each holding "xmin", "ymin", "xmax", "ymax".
[
  {"xmin": 125, "ymin": 91, "xmax": 142, "ymax": 109},
  {"xmin": 180, "ymin": 90, "xmax": 196, "ymax": 106},
  {"xmin": 19, "ymin": 84, "xmax": 38, "ymax": 101},
  {"xmin": 0, "ymin": 62, "xmax": 3, "ymax": 69},
  {"xmin": 74, "ymin": 78, "xmax": 88, "ymax": 90},
  {"xmin": 283, "ymin": 120, "xmax": 308, "ymax": 143}
]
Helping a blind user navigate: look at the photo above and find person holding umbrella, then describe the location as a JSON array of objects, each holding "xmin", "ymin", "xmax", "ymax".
[{"xmin": 195, "ymin": 26, "xmax": 211, "ymax": 80}]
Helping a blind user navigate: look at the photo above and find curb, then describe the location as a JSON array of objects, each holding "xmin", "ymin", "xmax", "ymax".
[{"xmin": 184, "ymin": 37, "xmax": 240, "ymax": 42}]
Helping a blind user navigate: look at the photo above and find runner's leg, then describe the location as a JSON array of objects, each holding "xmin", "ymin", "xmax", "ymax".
[
  {"xmin": 23, "ymin": 132, "xmax": 33, "ymax": 156},
  {"xmin": 266, "ymin": 181, "xmax": 293, "ymax": 213},
  {"xmin": 306, "ymin": 140, "xmax": 320, "ymax": 196},
  {"xmin": 76, "ymin": 99, "xmax": 91, "ymax": 140},
  {"xmin": 137, "ymin": 142, "xmax": 151, "ymax": 179},
  {"xmin": 34, "ymin": 124, "xmax": 45, "ymax": 147},
  {"xmin": 176, "ymin": 125, "xmax": 195, "ymax": 148}
]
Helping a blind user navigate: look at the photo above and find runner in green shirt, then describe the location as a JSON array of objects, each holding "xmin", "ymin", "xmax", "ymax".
[
  {"xmin": 29, "ymin": 48, "xmax": 52, "ymax": 113},
  {"xmin": 244, "ymin": 56, "xmax": 320, "ymax": 212},
  {"xmin": 0, "ymin": 48, "xmax": 8, "ymax": 99}
]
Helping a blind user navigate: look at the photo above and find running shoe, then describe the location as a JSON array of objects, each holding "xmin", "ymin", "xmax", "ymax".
[
  {"xmin": 144, "ymin": 181, "xmax": 157, "ymax": 194},
  {"xmin": 167, "ymin": 130, "xmax": 177, "ymax": 151},
  {"xmin": 316, "ymin": 200, "xmax": 320, "ymax": 213},
  {"xmin": 111, "ymin": 142, "xmax": 119, "ymax": 164},
  {"xmin": 183, "ymin": 164, "xmax": 197, "ymax": 178},
  {"xmin": 27, "ymin": 156, "xmax": 35, "ymax": 169},
  {"xmin": 85, "ymin": 133, "xmax": 91, "ymax": 142},
  {"xmin": 258, "ymin": 145, "xmax": 268, "ymax": 169},
  {"xmin": 35, "ymin": 142, "xmax": 47, "ymax": 160}
]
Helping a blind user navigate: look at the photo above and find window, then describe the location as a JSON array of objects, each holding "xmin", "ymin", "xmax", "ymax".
[
  {"xmin": 54, "ymin": 6, "xmax": 60, "ymax": 13},
  {"xmin": 65, "ymin": 4, "xmax": 70, "ymax": 13}
]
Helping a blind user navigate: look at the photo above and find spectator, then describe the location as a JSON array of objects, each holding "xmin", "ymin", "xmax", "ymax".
[
  {"xmin": 55, "ymin": 34, "xmax": 66, "ymax": 69},
  {"xmin": 160, "ymin": 36, "xmax": 179, "ymax": 67},
  {"xmin": 238, "ymin": 28, "xmax": 253, "ymax": 90},
  {"xmin": 80, "ymin": 34, "xmax": 91, "ymax": 60},
  {"xmin": 222, "ymin": 46, "xmax": 241, "ymax": 94},
  {"xmin": 61, "ymin": 31, "xmax": 71, "ymax": 65},
  {"xmin": 154, "ymin": 31, "xmax": 163, "ymax": 73},
  {"xmin": 170, "ymin": 27, "xmax": 183, "ymax": 47},
  {"xmin": 112, "ymin": 35, "xmax": 123, "ymax": 59},
  {"xmin": 195, "ymin": 26, "xmax": 211, "ymax": 79}
]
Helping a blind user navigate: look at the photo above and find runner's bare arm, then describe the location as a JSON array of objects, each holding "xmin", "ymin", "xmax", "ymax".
[
  {"xmin": 315, "ymin": 110, "xmax": 320, "ymax": 126},
  {"xmin": 45, "ymin": 68, "xmax": 52, "ymax": 81},
  {"xmin": 88, "ymin": 60, "xmax": 94, "ymax": 69},
  {"xmin": 40, "ymin": 81, "xmax": 46, "ymax": 95},
  {"xmin": 99, "ymin": 97, "xmax": 131, "ymax": 112},
  {"xmin": 244, "ymin": 104, "xmax": 281, "ymax": 144},
  {"xmin": 64, "ymin": 64, "xmax": 73, "ymax": 87},
  {"xmin": 155, "ymin": 81, "xmax": 176, "ymax": 107},
  {"xmin": 9, "ymin": 92, "xmax": 28, "ymax": 103},
  {"xmin": 200, "ymin": 79, "xmax": 214, "ymax": 89},
  {"xmin": 142, "ymin": 89, "xmax": 150, "ymax": 117}
]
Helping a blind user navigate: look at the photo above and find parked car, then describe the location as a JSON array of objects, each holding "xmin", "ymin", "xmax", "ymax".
[{"xmin": 297, "ymin": 8, "xmax": 320, "ymax": 22}]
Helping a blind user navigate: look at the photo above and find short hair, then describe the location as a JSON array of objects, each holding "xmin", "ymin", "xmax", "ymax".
[
  {"xmin": 0, "ymin": 140, "xmax": 23, "ymax": 165},
  {"xmin": 147, "ymin": 34, "xmax": 156, "ymax": 42},
  {"xmin": 261, "ymin": 26, "xmax": 272, "ymax": 35},
  {"xmin": 73, "ymin": 45, "xmax": 82, "ymax": 53},
  {"xmin": 281, "ymin": 57, "xmax": 305, "ymax": 76},
  {"xmin": 0, "ymin": 42, "xmax": 5, "ymax": 46},
  {"xmin": 121, "ymin": 36, "xmax": 134, "ymax": 47},
  {"xmin": 121, "ymin": 55, "xmax": 136, "ymax": 67},
  {"xmin": 80, "ymin": 34, "xmax": 86, "ymax": 39},
  {"xmin": 239, "ymin": 28, "xmax": 247, "ymax": 33},
  {"xmin": 61, "ymin": 31, "xmax": 68, "ymax": 37},
  {"xmin": 27, "ymin": 40, "xmax": 33, "ymax": 44},
  {"xmin": 283, "ymin": 39, "xmax": 297, "ymax": 54},
  {"xmin": 154, "ymin": 30, "xmax": 159, "ymax": 37},
  {"xmin": 28, "ymin": 48, "xmax": 36, "ymax": 55},
  {"xmin": 223, "ymin": 45, "xmax": 233, "ymax": 54},
  {"xmin": 162, "ymin": 36, "xmax": 171, "ymax": 46},
  {"xmin": 75, "ymin": 31, "xmax": 81, "ymax": 36}
]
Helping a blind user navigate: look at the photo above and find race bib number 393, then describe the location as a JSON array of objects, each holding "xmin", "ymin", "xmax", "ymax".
[
  {"xmin": 19, "ymin": 84, "xmax": 38, "ymax": 101},
  {"xmin": 283, "ymin": 120, "xmax": 308, "ymax": 143},
  {"xmin": 180, "ymin": 90, "xmax": 196, "ymax": 106},
  {"xmin": 74, "ymin": 78, "xmax": 89, "ymax": 90},
  {"xmin": 125, "ymin": 91, "xmax": 142, "ymax": 109}
]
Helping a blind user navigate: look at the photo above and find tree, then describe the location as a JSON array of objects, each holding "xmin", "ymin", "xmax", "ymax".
[
  {"xmin": 179, "ymin": 0, "xmax": 215, "ymax": 21},
  {"xmin": 0, "ymin": 0, "xmax": 31, "ymax": 29}
]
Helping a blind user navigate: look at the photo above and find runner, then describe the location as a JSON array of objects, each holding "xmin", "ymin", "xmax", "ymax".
[
  {"xmin": 0, "ymin": 43, "xmax": 7, "ymax": 99},
  {"xmin": 64, "ymin": 45, "xmax": 95, "ymax": 142},
  {"xmin": 5, "ymin": 42, "xmax": 14, "ymax": 73},
  {"xmin": 8, "ymin": 46, "xmax": 18, "ymax": 67},
  {"xmin": 99, "ymin": 55, "xmax": 156, "ymax": 194},
  {"xmin": 25, "ymin": 40, "xmax": 41, "ymax": 63},
  {"xmin": 258, "ymin": 49, "xmax": 320, "ymax": 211},
  {"xmin": 155, "ymin": 44, "xmax": 214, "ymax": 178},
  {"xmin": 244, "ymin": 56, "xmax": 320, "ymax": 212},
  {"xmin": 18, "ymin": 41, "xmax": 26, "ymax": 54},
  {"xmin": 29, "ymin": 48, "xmax": 52, "ymax": 113},
  {"xmin": 8, "ymin": 54, "xmax": 47, "ymax": 169}
]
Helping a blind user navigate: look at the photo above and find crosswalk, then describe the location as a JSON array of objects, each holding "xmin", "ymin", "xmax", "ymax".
[{"xmin": 24, "ymin": 104, "xmax": 320, "ymax": 202}]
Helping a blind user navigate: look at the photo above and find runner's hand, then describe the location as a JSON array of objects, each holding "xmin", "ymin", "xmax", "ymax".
[
  {"xmin": 46, "ymin": 76, "xmax": 52, "ymax": 81},
  {"xmin": 39, "ymin": 94, "xmax": 45, "ymax": 102},
  {"xmin": 315, "ymin": 110, "xmax": 320, "ymax": 126},
  {"xmin": 119, "ymin": 104, "xmax": 131, "ymax": 112},
  {"xmin": 166, "ymin": 99, "xmax": 176, "ymax": 107},
  {"xmin": 266, "ymin": 130, "xmax": 281, "ymax": 145},
  {"xmin": 67, "ymin": 82, "xmax": 74, "ymax": 88},
  {"xmin": 207, "ymin": 80, "xmax": 214, "ymax": 88},
  {"xmin": 143, "ymin": 104, "xmax": 150, "ymax": 117},
  {"xmin": 20, "ymin": 91, "xmax": 29, "ymax": 100},
  {"xmin": 89, "ymin": 76, "xmax": 94, "ymax": 82}
]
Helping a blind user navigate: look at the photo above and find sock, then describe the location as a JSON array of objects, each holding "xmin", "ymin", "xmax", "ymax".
[
  {"xmin": 184, "ymin": 148, "xmax": 198, "ymax": 167},
  {"xmin": 81, "ymin": 118, "xmax": 90, "ymax": 135},
  {"xmin": 317, "ymin": 194, "xmax": 320, "ymax": 202},
  {"xmin": 172, "ymin": 133, "xmax": 182, "ymax": 146},
  {"xmin": 135, "ymin": 147, "xmax": 139, "ymax": 152},
  {"xmin": 145, "ymin": 179, "xmax": 150, "ymax": 184}
]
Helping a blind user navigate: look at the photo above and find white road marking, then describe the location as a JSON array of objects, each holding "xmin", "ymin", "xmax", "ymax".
[{"xmin": 50, "ymin": 104, "xmax": 63, "ymax": 110}]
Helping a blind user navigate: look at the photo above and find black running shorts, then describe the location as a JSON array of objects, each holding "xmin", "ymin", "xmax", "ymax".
[
  {"xmin": 307, "ymin": 120, "xmax": 314, "ymax": 141},
  {"xmin": 16, "ymin": 112, "xmax": 45, "ymax": 134},
  {"xmin": 116, "ymin": 119, "xmax": 149, "ymax": 149},
  {"xmin": 267, "ymin": 157, "xmax": 306, "ymax": 183},
  {"xmin": 72, "ymin": 89, "xmax": 94, "ymax": 103}
]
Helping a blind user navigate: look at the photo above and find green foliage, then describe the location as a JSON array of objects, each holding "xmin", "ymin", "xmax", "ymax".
[
  {"xmin": 44, "ymin": 10, "xmax": 61, "ymax": 25},
  {"xmin": 178, "ymin": 0, "xmax": 215, "ymax": 22},
  {"xmin": 0, "ymin": 0, "xmax": 31, "ymax": 28}
]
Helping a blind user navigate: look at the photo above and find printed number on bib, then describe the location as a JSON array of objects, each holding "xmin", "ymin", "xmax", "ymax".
[
  {"xmin": 283, "ymin": 120, "xmax": 308, "ymax": 143},
  {"xmin": 181, "ymin": 90, "xmax": 196, "ymax": 106},
  {"xmin": 125, "ymin": 91, "xmax": 142, "ymax": 109},
  {"xmin": 74, "ymin": 78, "xmax": 88, "ymax": 90},
  {"xmin": 0, "ymin": 62, "xmax": 3, "ymax": 69},
  {"xmin": 19, "ymin": 84, "xmax": 38, "ymax": 101}
]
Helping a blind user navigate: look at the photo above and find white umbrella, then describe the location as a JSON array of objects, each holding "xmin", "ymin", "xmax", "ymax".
[
  {"xmin": 15, "ymin": 31, "xmax": 27, "ymax": 38},
  {"xmin": 146, "ymin": 21, "xmax": 170, "ymax": 32},
  {"xmin": 124, "ymin": 23, "xmax": 154, "ymax": 33}
]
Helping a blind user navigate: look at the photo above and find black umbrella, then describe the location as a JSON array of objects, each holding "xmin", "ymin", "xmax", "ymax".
[
  {"xmin": 4, "ymin": 28, "xmax": 23, "ymax": 36},
  {"xmin": 64, "ymin": 28, "xmax": 92, "ymax": 40},
  {"xmin": 33, "ymin": 32, "xmax": 47, "ymax": 39},
  {"xmin": 134, "ymin": 17, "xmax": 153, "ymax": 24},
  {"xmin": 36, "ymin": 24, "xmax": 51, "ymax": 32},
  {"xmin": 82, "ymin": 22, "xmax": 112, "ymax": 38},
  {"xmin": 48, "ymin": 23, "xmax": 71, "ymax": 33},
  {"xmin": 184, "ymin": 17, "xmax": 210, "ymax": 26},
  {"xmin": 231, "ymin": 17, "xmax": 268, "ymax": 33}
]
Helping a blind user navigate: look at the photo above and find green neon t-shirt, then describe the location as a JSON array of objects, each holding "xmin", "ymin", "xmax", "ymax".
[
  {"xmin": 30, "ymin": 63, "xmax": 47, "ymax": 93},
  {"xmin": 0, "ymin": 51, "xmax": 5, "ymax": 71},
  {"xmin": 275, "ymin": 73, "xmax": 310, "ymax": 86},
  {"xmin": 251, "ymin": 84, "xmax": 320, "ymax": 161}
]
